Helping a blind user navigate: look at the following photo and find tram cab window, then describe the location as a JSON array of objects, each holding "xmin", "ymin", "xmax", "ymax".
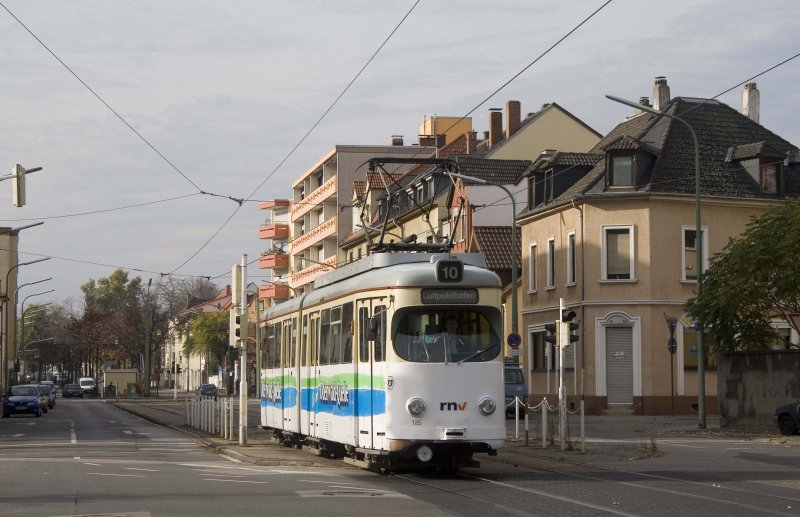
[{"xmin": 394, "ymin": 308, "xmax": 501, "ymax": 364}]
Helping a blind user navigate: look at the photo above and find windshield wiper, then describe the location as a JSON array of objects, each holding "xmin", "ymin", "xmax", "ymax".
[{"xmin": 458, "ymin": 343, "xmax": 499, "ymax": 365}]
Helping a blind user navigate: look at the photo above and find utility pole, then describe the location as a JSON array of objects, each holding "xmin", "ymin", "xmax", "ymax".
[{"xmin": 239, "ymin": 254, "xmax": 248, "ymax": 445}]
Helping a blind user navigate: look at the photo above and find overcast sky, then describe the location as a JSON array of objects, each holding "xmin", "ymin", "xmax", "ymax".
[{"xmin": 0, "ymin": 0, "xmax": 797, "ymax": 305}]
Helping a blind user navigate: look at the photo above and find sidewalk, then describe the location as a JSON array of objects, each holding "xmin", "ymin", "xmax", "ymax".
[{"xmin": 108, "ymin": 395, "xmax": 793, "ymax": 469}]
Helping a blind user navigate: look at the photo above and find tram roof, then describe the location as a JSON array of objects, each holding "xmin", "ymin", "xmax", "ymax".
[{"xmin": 263, "ymin": 253, "xmax": 499, "ymax": 320}]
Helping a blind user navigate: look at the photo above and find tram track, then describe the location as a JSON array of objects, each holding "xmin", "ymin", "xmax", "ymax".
[{"xmin": 385, "ymin": 447, "xmax": 800, "ymax": 517}]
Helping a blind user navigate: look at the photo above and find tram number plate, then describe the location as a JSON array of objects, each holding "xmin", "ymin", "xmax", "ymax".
[{"xmin": 436, "ymin": 260, "xmax": 463, "ymax": 283}]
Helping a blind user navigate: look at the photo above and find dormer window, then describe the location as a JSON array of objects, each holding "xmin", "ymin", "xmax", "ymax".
[
  {"xmin": 609, "ymin": 153, "xmax": 634, "ymax": 187},
  {"xmin": 760, "ymin": 161, "xmax": 780, "ymax": 194}
]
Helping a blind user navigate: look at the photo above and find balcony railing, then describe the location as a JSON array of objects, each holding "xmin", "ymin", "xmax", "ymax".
[
  {"xmin": 290, "ymin": 215, "xmax": 337, "ymax": 254},
  {"xmin": 259, "ymin": 253, "xmax": 290, "ymax": 269},
  {"xmin": 289, "ymin": 256, "xmax": 337, "ymax": 289},
  {"xmin": 290, "ymin": 177, "xmax": 336, "ymax": 222},
  {"xmin": 259, "ymin": 223, "xmax": 290, "ymax": 240},
  {"xmin": 259, "ymin": 283, "xmax": 292, "ymax": 299}
]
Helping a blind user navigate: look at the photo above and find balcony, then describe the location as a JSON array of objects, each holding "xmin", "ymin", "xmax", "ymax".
[
  {"xmin": 259, "ymin": 283, "xmax": 292, "ymax": 299},
  {"xmin": 290, "ymin": 176, "xmax": 336, "ymax": 222},
  {"xmin": 289, "ymin": 256, "xmax": 337, "ymax": 290},
  {"xmin": 259, "ymin": 253, "xmax": 290, "ymax": 269},
  {"xmin": 259, "ymin": 223, "xmax": 290, "ymax": 240},
  {"xmin": 290, "ymin": 215, "xmax": 337, "ymax": 254}
]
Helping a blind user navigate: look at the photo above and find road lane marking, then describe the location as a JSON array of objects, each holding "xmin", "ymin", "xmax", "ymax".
[
  {"xmin": 203, "ymin": 478, "xmax": 269, "ymax": 484},
  {"xmin": 126, "ymin": 468, "xmax": 160, "ymax": 472},
  {"xmin": 87, "ymin": 473, "xmax": 146, "ymax": 478}
]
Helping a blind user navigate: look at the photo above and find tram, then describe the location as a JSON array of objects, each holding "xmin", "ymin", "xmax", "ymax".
[{"xmin": 260, "ymin": 252, "xmax": 506, "ymax": 471}]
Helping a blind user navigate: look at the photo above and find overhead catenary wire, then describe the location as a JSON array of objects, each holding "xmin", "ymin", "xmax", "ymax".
[{"xmin": 193, "ymin": 1, "xmax": 423, "ymax": 278}]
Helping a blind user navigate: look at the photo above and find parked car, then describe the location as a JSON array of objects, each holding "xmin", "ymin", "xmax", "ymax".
[
  {"xmin": 40, "ymin": 380, "xmax": 56, "ymax": 397},
  {"xmin": 3, "ymin": 384, "xmax": 44, "ymax": 417},
  {"xmin": 773, "ymin": 402, "xmax": 800, "ymax": 435},
  {"xmin": 504, "ymin": 363, "xmax": 527, "ymax": 417},
  {"xmin": 38, "ymin": 384, "xmax": 56, "ymax": 409},
  {"xmin": 196, "ymin": 383, "xmax": 218, "ymax": 399},
  {"xmin": 62, "ymin": 384, "xmax": 84, "ymax": 398},
  {"xmin": 78, "ymin": 377, "xmax": 97, "ymax": 396}
]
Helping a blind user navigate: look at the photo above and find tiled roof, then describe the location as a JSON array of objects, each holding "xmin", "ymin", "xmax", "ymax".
[
  {"xmin": 533, "ymin": 151, "xmax": 603, "ymax": 169},
  {"xmin": 452, "ymin": 156, "xmax": 532, "ymax": 184},
  {"xmin": 730, "ymin": 141, "xmax": 785, "ymax": 161},
  {"xmin": 544, "ymin": 97, "xmax": 800, "ymax": 205},
  {"xmin": 473, "ymin": 226, "xmax": 521, "ymax": 271},
  {"xmin": 353, "ymin": 181, "xmax": 365, "ymax": 199}
]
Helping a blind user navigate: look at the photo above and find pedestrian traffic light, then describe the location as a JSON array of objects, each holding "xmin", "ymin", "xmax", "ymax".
[{"xmin": 544, "ymin": 321, "xmax": 559, "ymax": 345}]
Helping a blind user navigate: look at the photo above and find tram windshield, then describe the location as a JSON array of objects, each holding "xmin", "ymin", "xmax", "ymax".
[{"xmin": 393, "ymin": 308, "xmax": 502, "ymax": 363}]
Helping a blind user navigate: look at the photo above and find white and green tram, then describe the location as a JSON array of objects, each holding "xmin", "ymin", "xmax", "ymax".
[{"xmin": 260, "ymin": 252, "xmax": 505, "ymax": 471}]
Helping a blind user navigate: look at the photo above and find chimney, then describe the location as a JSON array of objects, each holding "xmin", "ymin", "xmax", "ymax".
[
  {"xmin": 419, "ymin": 135, "xmax": 435, "ymax": 147},
  {"xmin": 741, "ymin": 82, "xmax": 760, "ymax": 123},
  {"xmin": 465, "ymin": 131, "xmax": 477, "ymax": 154},
  {"xmin": 489, "ymin": 108, "xmax": 503, "ymax": 147},
  {"xmin": 391, "ymin": 135, "xmax": 403, "ymax": 146},
  {"xmin": 506, "ymin": 100, "xmax": 521, "ymax": 139},
  {"xmin": 652, "ymin": 76, "xmax": 670, "ymax": 111},
  {"xmin": 636, "ymin": 96, "xmax": 652, "ymax": 114}
]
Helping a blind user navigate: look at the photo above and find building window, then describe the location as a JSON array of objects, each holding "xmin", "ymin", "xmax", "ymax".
[
  {"xmin": 682, "ymin": 226, "xmax": 708, "ymax": 281},
  {"xmin": 544, "ymin": 170, "xmax": 554, "ymax": 202},
  {"xmin": 566, "ymin": 231, "xmax": 576, "ymax": 285},
  {"xmin": 546, "ymin": 238, "xmax": 555, "ymax": 288},
  {"xmin": 528, "ymin": 243, "xmax": 537, "ymax": 292},
  {"xmin": 760, "ymin": 162, "xmax": 779, "ymax": 194},
  {"xmin": 527, "ymin": 176, "xmax": 535, "ymax": 209},
  {"xmin": 531, "ymin": 332, "xmax": 551, "ymax": 371},
  {"xmin": 416, "ymin": 185, "xmax": 424, "ymax": 204},
  {"xmin": 602, "ymin": 226, "xmax": 634, "ymax": 280},
  {"xmin": 609, "ymin": 154, "xmax": 633, "ymax": 187}
]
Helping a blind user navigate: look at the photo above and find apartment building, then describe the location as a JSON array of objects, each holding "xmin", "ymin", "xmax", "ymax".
[
  {"xmin": 287, "ymin": 144, "xmax": 433, "ymax": 294},
  {"xmin": 518, "ymin": 79, "xmax": 800, "ymax": 415}
]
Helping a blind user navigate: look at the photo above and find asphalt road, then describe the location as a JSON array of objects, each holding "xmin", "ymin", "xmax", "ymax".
[{"xmin": 2, "ymin": 396, "xmax": 800, "ymax": 517}]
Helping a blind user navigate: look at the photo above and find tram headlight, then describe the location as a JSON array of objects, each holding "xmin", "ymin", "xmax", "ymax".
[
  {"xmin": 478, "ymin": 396, "xmax": 497, "ymax": 416},
  {"xmin": 407, "ymin": 397, "xmax": 426, "ymax": 416}
]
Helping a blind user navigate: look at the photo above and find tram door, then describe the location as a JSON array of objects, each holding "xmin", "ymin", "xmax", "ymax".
[
  {"xmin": 355, "ymin": 300, "xmax": 387, "ymax": 450},
  {"xmin": 303, "ymin": 313, "xmax": 319, "ymax": 437},
  {"xmin": 286, "ymin": 317, "xmax": 300, "ymax": 434}
]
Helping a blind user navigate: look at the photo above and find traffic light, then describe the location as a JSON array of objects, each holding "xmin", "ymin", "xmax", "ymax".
[
  {"xmin": 176, "ymin": 364, "xmax": 182, "ymax": 374},
  {"xmin": 544, "ymin": 321, "xmax": 559, "ymax": 345},
  {"xmin": 561, "ymin": 309, "xmax": 579, "ymax": 345},
  {"xmin": 235, "ymin": 314, "xmax": 243, "ymax": 339},
  {"xmin": 12, "ymin": 164, "xmax": 25, "ymax": 207}
]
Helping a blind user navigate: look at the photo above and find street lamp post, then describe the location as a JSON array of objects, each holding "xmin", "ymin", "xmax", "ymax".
[
  {"xmin": 443, "ymin": 172, "xmax": 518, "ymax": 336},
  {"xmin": 20, "ymin": 289, "xmax": 55, "ymax": 353},
  {"xmin": 606, "ymin": 94, "xmax": 705, "ymax": 428},
  {"xmin": 1, "ymin": 250, "xmax": 49, "ymax": 392}
]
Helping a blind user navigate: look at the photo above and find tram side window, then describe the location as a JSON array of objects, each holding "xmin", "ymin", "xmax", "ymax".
[
  {"xmin": 301, "ymin": 315, "xmax": 308, "ymax": 366},
  {"xmin": 273, "ymin": 323, "xmax": 282, "ymax": 368},
  {"xmin": 320, "ymin": 309, "xmax": 331, "ymax": 365},
  {"xmin": 330, "ymin": 306, "xmax": 342, "ymax": 364},
  {"xmin": 263, "ymin": 325, "xmax": 274, "ymax": 368},
  {"xmin": 374, "ymin": 306, "xmax": 386, "ymax": 362},
  {"xmin": 358, "ymin": 307, "xmax": 369, "ymax": 363},
  {"xmin": 342, "ymin": 302, "xmax": 354, "ymax": 364},
  {"xmin": 290, "ymin": 318, "xmax": 298, "ymax": 367}
]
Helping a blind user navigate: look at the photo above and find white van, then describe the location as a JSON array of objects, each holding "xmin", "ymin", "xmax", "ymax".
[{"xmin": 78, "ymin": 377, "xmax": 97, "ymax": 395}]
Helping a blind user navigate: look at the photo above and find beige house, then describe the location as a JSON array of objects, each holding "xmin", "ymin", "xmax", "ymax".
[{"xmin": 518, "ymin": 79, "xmax": 800, "ymax": 415}]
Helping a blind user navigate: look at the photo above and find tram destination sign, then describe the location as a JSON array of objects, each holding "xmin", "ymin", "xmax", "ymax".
[{"xmin": 421, "ymin": 288, "xmax": 479, "ymax": 305}]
